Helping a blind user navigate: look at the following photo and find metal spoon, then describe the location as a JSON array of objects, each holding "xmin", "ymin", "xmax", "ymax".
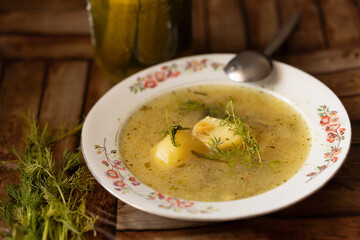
[{"xmin": 224, "ymin": 12, "xmax": 301, "ymax": 82}]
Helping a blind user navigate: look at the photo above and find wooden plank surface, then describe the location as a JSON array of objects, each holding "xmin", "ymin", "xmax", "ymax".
[
  {"xmin": 242, "ymin": 0, "xmax": 278, "ymax": 51},
  {"xmin": 83, "ymin": 63, "xmax": 113, "ymax": 114},
  {"xmin": 0, "ymin": 62, "xmax": 3, "ymax": 84},
  {"xmin": 0, "ymin": 61, "xmax": 45, "ymax": 160},
  {"xmin": 277, "ymin": 0, "xmax": 327, "ymax": 52},
  {"xmin": 317, "ymin": 69, "xmax": 360, "ymax": 97},
  {"xmin": 0, "ymin": 10, "xmax": 90, "ymax": 34},
  {"xmin": 38, "ymin": 60, "xmax": 88, "ymax": 163},
  {"xmin": 3, "ymin": 35, "xmax": 360, "ymax": 76},
  {"xmin": 83, "ymin": 64, "xmax": 117, "ymax": 240},
  {"xmin": 115, "ymin": 215, "xmax": 360, "ymax": 240},
  {"xmin": 319, "ymin": 0, "xmax": 360, "ymax": 47},
  {"xmin": 279, "ymin": 46, "xmax": 360, "ymax": 74},
  {"xmin": 39, "ymin": 60, "xmax": 88, "ymax": 128},
  {"xmin": 117, "ymin": 202, "xmax": 209, "ymax": 230},
  {"xmin": 0, "ymin": 0, "xmax": 85, "ymax": 11},
  {"xmin": 340, "ymin": 96, "xmax": 360, "ymax": 122},
  {"xmin": 352, "ymin": 122, "xmax": 360, "ymax": 144},
  {"xmin": 192, "ymin": 0, "xmax": 209, "ymax": 53},
  {"xmin": 207, "ymin": 0, "xmax": 247, "ymax": 52},
  {"xmin": 0, "ymin": 35, "xmax": 93, "ymax": 59}
]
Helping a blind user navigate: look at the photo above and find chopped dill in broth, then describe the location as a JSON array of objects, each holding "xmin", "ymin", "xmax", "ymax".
[{"xmin": 119, "ymin": 85, "xmax": 311, "ymax": 202}]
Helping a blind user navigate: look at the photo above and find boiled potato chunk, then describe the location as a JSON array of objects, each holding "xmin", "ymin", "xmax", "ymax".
[
  {"xmin": 152, "ymin": 131, "xmax": 207, "ymax": 169},
  {"xmin": 192, "ymin": 116, "xmax": 243, "ymax": 150}
]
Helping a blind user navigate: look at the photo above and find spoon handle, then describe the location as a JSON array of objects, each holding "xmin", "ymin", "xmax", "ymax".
[{"xmin": 263, "ymin": 12, "xmax": 301, "ymax": 57}]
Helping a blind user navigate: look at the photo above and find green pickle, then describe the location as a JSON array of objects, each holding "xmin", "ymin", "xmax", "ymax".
[
  {"xmin": 88, "ymin": 0, "xmax": 192, "ymax": 82},
  {"xmin": 137, "ymin": 0, "xmax": 176, "ymax": 65}
]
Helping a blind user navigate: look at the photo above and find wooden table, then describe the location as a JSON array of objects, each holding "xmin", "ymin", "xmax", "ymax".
[{"xmin": 1, "ymin": 0, "xmax": 360, "ymax": 239}]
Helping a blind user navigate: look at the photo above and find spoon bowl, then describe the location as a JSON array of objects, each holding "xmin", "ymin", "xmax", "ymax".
[{"xmin": 224, "ymin": 51, "xmax": 272, "ymax": 82}]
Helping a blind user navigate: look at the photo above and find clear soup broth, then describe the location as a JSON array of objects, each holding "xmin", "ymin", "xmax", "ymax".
[{"xmin": 119, "ymin": 85, "xmax": 311, "ymax": 202}]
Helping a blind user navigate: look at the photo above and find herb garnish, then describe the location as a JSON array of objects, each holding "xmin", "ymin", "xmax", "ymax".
[
  {"xmin": 193, "ymin": 91, "xmax": 207, "ymax": 96},
  {"xmin": 192, "ymin": 100, "xmax": 261, "ymax": 167},
  {"xmin": 221, "ymin": 100, "xmax": 261, "ymax": 164},
  {"xmin": 192, "ymin": 136, "xmax": 251, "ymax": 167},
  {"xmin": 268, "ymin": 160, "xmax": 280, "ymax": 169},
  {"xmin": 164, "ymin": 110, "xmax": 189, "ymax": 147},
  {"xmin": 0, "ymin": 117, "xmax": 96, "ymax": 240},
  {"xmin": 178, "ymin": 100, "xmax": 205, "ymax": 113},
  {"xmin": 178, "ymin": 100, "xmax": 226, "ymax": 118}
]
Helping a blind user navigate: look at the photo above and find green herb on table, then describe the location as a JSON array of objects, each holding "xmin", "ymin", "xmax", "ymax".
[{"xmin": 0, "ymin": 117, "xmax": 96, "ymax": 240}]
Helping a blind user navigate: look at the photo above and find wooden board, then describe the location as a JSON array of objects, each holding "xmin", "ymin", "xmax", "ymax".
[
  {"xmin": 340, "ymin": 96, "xmax": 360, "ymax": 122},
  {"xmin": 279, "ymin": 46, "xmax": 360, "ymax": 74},
  {"xmin": 207, "ymin": 0, "xmax": 247, "ymax": 52},
  {"xmin": 0, "ymin": 10, "xmax": 90, "ymax": 34},
  {"xmin": 83, "ymin": 63, "xmax": 117, "ymax": 240},
  {"xmin": 83, "ymin": 63, "xmax": 113, "ymax": 114},
  {"xmin": 242, "ymin": 0, "xmax": 278, "ymax": 51},
  {"xmin": 277, "ymin": 0, "xmax": 327, "ymax": 52},
  {"xmin": 0, "ymin": 61, "xmax": 3, "ymax": 84},
  {"xmin": 0, "ymin": 0, "xmax": 85, "ymax": 11},
  {"xmin": 352, "ymin": 122, "xmax": 360, "ymax": 144},
  {"xmin": 117, "ymin": 202, "xmax": 209, "ymax": 230},
  {"xmin": 0, "ymin": 61, "xmax": 45, "ymax": 160},
  {"xmin": 0, "ymin": 35, "xmax": 93, "ymax": 59},
  {"xmin": 192, "ymin": 0, "xmax": 209, "ymax": 53},
  {"xmin": 319, "ymin": 0, "xmax": 360, "ymax": 47},
  {"xmin": 316, "ymin": 69, "xmax": 360, "ymax": 97},
  {"xmin": 38, "ymin": 60, "xmax": 88, "ymax": 162},
  {"xmin": 115, "ymin": 215, "xmax": 360, "ymax": 239}
]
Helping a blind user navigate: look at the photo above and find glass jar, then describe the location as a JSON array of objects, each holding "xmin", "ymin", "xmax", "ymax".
[{"xmin": 87, "ymin": 0, "xmax": 192, "ymax": 82}]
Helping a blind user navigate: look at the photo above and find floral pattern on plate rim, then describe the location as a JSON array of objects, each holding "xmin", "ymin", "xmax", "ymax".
[
  {"xmin": 306, "ymin": 105, "xmax": 346, "ymax": 182},
  {"xmin": 129, "ymin": 58, "xmax": 223, "ymax": 93},
  {"xmin": 95, "ymin": 138, "xmax": 218, "ymax": 214}
]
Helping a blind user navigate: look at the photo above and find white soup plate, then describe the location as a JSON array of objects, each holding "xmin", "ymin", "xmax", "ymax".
[{"xmin": 81, "ymin": 54, "xmax": 351, "ymax": 221}]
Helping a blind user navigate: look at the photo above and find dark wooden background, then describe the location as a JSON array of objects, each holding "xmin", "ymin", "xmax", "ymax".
[{"xmin": 0, "ymin": 0, "xmax": 360, "ymax": 239}]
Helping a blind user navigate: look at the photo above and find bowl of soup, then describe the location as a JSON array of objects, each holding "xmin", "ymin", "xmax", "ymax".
[{"xmin": 81, "ymin": 54, "xmax": 351, "ymax": 221}]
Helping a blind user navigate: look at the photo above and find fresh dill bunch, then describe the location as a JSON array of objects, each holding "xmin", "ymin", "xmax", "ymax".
[
  {"xmin": 191, "ymin": 100, "xmax": 261, "ymax": 167},
  {"xmin": 164, "ymin": 110, "xmax": 189, "ymax": 147},
  {"xmin": 0, "ymin": 116, "xmax": 96, "ymax": 240},
  {"xmin": 178, "ymin": 100, "xmax": 226, "ymax": 118}
]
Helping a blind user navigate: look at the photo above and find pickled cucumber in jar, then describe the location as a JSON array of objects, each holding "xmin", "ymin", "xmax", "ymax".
[{"xmin": 87, "ymin": 0, "xmax": 192, "ymax": 82}]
